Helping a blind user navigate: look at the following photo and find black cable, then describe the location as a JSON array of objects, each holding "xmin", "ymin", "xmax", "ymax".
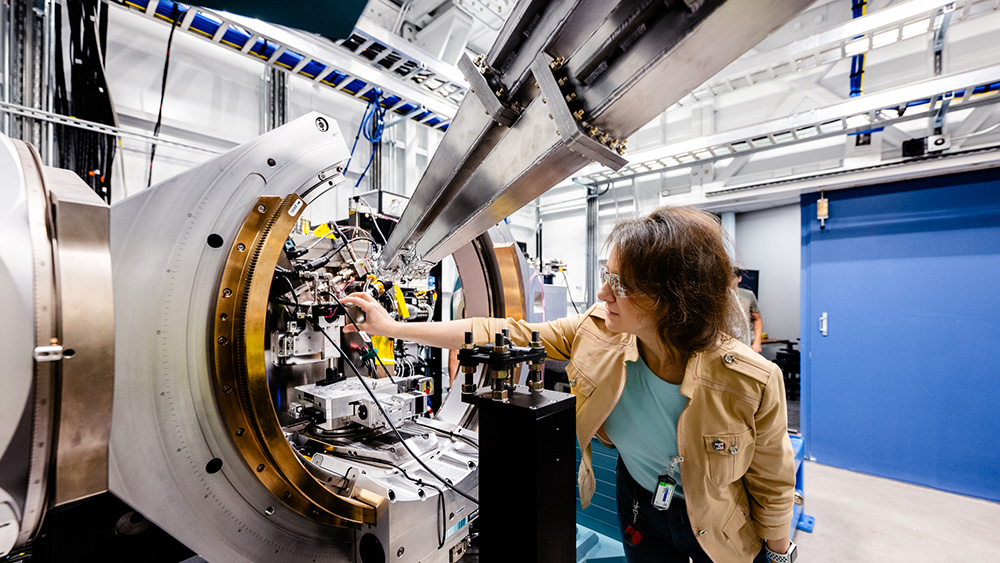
[
  {"xmin": 326, "ymin": 291, "xmax": 396, "ymax": 383},
  {"xmin": 280, "ymin": 275, "xmax": 301, "ymax": 311},
  {"xmin": 147, "ymin": 3, "xmax": 181, "ymax": 187},
  {"xmin": 312, "ymin": 322, "xmax": 479, "ymax": 506},
  {"xmin": 560, "ymin": 268, "xmax": 581, "ymax": 314},
  {"xmin": 319, "ymin": 449, "xmax": 448, "ymax": 548},
  {"xmin": 413, "ymin": 419, "xmax": 479, "ymax": 450}
]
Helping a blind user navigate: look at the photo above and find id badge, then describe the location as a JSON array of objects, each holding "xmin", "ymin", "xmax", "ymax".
[{"xmin": 651, "ymin": 473, "xmax": 676, "ymax": 511}]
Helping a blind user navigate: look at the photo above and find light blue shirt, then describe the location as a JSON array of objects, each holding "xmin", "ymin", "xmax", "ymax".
[{"xmin": 602, "ymin": 355, "xmax": 689, "ymax": 496}]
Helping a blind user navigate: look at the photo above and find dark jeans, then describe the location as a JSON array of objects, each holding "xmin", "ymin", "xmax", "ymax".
[{"xmin": 615, "ymin": 457, "xmax": 768, "ymax": 563}]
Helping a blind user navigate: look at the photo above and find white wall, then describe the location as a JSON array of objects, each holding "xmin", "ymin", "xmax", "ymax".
[{"xmin": 734, "ymin": 204, "xmax": 801, "ymax": 341}]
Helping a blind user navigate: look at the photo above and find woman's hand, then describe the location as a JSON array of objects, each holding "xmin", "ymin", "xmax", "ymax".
[{"xmin": 340, "ymin": 292, "xmax": 399, "ymax": 338}]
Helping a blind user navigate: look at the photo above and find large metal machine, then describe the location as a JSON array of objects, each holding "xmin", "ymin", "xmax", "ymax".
[{"xmin": 0, "ymin": 1, "xmax": 810, "ymax": 561}]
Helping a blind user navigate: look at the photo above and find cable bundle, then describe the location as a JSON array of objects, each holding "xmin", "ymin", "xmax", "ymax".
[{"xmin": 346, "ymin": 89, "xmax": 385, "ymax": 187}]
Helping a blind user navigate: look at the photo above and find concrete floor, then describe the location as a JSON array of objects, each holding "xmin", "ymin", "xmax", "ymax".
[
  {"xmin": 459, "ymin": 459, "xmax": 1000, "ymax": 563},
  {"xmin": 795, "ymin": 461, "xmax": 1000, "ymax": 562}
]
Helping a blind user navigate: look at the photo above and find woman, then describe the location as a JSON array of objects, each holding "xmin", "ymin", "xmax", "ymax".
[{"xmin": 342, "ymin": 206, "xmax": 797, "ymax": 563}]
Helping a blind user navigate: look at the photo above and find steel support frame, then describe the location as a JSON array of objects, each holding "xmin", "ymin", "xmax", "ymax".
[
  {"xmin": 105, "ymin": 0, "xmax": 466, "ymax": 130},
  {"xmin": 578, "ymin": 64, "xmax": 1000, "ymax": 187},
  {"xmin": 379, "ymin": 0, "xmax": 815, "ymax": 277},
  {"xmin": 676, "ymin": 0, "xmax": 999, "ymax": 107}
]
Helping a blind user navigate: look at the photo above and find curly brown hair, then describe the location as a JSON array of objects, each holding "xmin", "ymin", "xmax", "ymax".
[{"xmin": 606, "ymin": 206, "xmax": 739, "ymax": 360}]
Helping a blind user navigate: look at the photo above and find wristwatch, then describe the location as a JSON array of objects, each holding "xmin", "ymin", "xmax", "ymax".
[{"xmin": 764, "ymin": 540, "xmax": 797, "ymax": 563}]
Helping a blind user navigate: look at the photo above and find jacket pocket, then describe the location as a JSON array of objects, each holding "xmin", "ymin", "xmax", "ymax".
[
  {"xmin": 722, "ymin": 504, "xmax": 762, "ymax": 559},
  {"xmin": 568, "ymin": 367, "xmax": 597, "ymax": 413},
  {"xmin": 703, "ymin": 429, "xmax": 754, "ymax": 484},
  {"xmin": 569, "ymin": 367, "xmax": 597, "ymax": 396}
]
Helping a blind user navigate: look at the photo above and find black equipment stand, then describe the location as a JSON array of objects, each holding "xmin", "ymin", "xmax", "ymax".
[{"xmin": 463, "ymin": 386, "xmax": 576, "ymax": 563}]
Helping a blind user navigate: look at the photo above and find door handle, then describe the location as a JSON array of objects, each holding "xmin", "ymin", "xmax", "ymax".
[{"xmin": 819, "ymin": 312, "xmax": 828, "ymax": 336}]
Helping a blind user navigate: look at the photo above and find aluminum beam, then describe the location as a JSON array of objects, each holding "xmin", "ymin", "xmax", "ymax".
[{"xmin": 380, "ymin": 0, "xmax": 814, "ymax": 276}]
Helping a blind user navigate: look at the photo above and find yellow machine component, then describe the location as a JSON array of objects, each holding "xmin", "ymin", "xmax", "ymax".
[
  {"xmin": 394, "ymin": 284, "xmax": 411, "ymax": 319},
  {"xmin": 310, "ymin": 222, "xmax": 338, "ymax": 239},
  {"xmin": 370, "ymin": 335, "xmax": 396, "ymax": 367},
  {"xmin": 366, "ymin": 275, "xmax": 386, "ymax": 298}
]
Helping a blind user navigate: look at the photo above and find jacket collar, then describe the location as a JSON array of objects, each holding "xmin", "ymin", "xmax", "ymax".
[{"xmin": 588, "ymin": 304, "xmax": 640, "ymax": 363}]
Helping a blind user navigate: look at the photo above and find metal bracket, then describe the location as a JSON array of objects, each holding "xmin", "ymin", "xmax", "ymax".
[
  {"xmin": 33, "ymin": 344, "xmax": 63, "ymax": 362},
  {"xmin": 931, "ymin": 3, "xmax": 955, "ymax": 75},
  {"xmin": 458, "ymin": 54, "xmax": 519, "ymax": 127},
  {"xmin": 530, "ymin": 53, "xmax": 628, "ymax": 171},
  {"xmin": 930, "ymin": 91, "xmax": 954, "ymax": 134}
]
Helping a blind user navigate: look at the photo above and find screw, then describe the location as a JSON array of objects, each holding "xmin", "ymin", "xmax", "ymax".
[
  {"xmin": 218, "ymin": 336, "xmax": 227, "ymax": 345},
  {"xmin": 236, "ymin": 428, "xmax": 245, "ymax": 436},
  {"xmin": 265, "ymin": 506, "xmax": 274, "ymax": 515},
  {"xmin": 222, "ymin": 288, "xmax": 232, "ymax": 298},
  {"xmin": 237, "ymin": 243, "xmax": 245, "ymax": 252},
  {"xmin": 315, "ymin": 117, "xmax": 329, "ymax": 131},
  {"xmin": 257, "ymin": 204, "xmax": 266, "ymax": 213},
  {"xmin": 397, "ymin": 547, "xmax": 405, "ymax": 557},
  {"xmin": 222, "ymin": 385, "xmax": 232, "ymax": 393},
  {"xmin": 257, "ymin": 464, "xmax": 265, "ymax": 472}
]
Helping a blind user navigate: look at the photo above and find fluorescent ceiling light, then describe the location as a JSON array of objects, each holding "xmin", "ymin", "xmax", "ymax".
[
  {"xmin": 845, "ymin": 37, "xmax": 869, "ymax": 56},
  {"xmin": 901, "ymin": 18, "xmax": 930, "ymax": 39},
  {"xmin": 872, "ymin": 29, "xmax": 900, "ymax": 49}
]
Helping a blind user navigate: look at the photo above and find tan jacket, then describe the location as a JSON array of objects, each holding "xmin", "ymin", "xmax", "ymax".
[{"xmin": 472, "ymin": 304, "xmax": 795, "ymax": 563}]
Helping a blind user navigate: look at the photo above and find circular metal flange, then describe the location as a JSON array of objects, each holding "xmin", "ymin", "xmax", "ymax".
[{"xmin": 212, "ymin": 194, "xmax": 379, "ymax": 528}]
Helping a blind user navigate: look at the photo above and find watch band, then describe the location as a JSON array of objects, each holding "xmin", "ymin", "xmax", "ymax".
[{"xmin": 764, "ymin": 540, "xmax": 797, "ymax": 563}]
